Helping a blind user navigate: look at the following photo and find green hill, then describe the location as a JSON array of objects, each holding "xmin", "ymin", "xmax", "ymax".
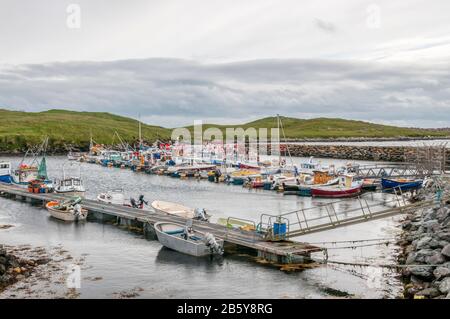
[
  {"xmin": 0, "ymin": 109, "xmax": 171, "ymax": 152},
  {"xmin": 0, "ymin": 110, "xmax": 448, "ymax": 153},
  {"xmin": 186, "ymin": 116, "xmax": 449, "ymax": 139}
]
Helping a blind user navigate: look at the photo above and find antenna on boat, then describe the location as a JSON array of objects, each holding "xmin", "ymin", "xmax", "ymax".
[
  {"xmin": 138, "ymin": 113, "xmax": 142, "ymax": 150},
  {"xmin": 277, "ymin": 115, "xmax": 294, "ymax": 167},
  {"xmin": 277, "ymin": 114, "xmax": 281, "ymax": 166}
]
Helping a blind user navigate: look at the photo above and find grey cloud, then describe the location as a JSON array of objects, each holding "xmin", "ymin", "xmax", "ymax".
[
  {"xmin": 0, "ymin": 58, "xmax": 449, "ymax": 127},
  {"xmin": 314, "ymin": 18, "xmax": 337, "ymax": 33}
]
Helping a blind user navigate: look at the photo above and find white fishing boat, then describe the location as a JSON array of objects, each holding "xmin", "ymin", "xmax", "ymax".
[
  {"xmin": 97, "ymin": 190, "xmax": 126, "ymax": 205},
  {"xmin": 54, "ymin": 178, "xmax": 85, "ymax": 195},
  {"xmin": 0, "ymin": 161, "xmax": 12, "ymax": 183},
  {"xmin": 9, "ymin": 139, "xmax": 53, "ymax": 187},
  {"xmin": 154, "ymin": 221, "xmax": 223, "ymax": 257},
  {"xmin": 67, "ymin": 151, "xmax": 84, "ymax": 161},
  {"xmin": 54, "ymin": 162, "xmax": 86, "ymax": 195},
  {"xmin": 151, "ymin": 200, "xmax": 209, "ymax": 221},
  {"xmin": 46, "ymin": 197, "xmax": 88, "ymax": 222}
]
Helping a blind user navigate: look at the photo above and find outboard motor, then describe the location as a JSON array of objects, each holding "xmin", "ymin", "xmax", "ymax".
[
  {"xmin": 130, "ymin": 197, "xmax": 138, "ymax": 208},
  {"xmin": 138, "ymin": 195, "xmax": 148, "ymax": 209},
  {"xmin": 204, "ymin": 233, "xmax": 223, "ymax": 255},
  {"xmin": 194, "ymin": 208, "xmax": 208, "ymax": 221},
  {"xmin": 73, "ymin": 203, "xmax": 82, "ymax": 220}
]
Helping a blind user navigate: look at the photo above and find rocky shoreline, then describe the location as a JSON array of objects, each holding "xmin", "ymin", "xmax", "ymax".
[
  {"xmin": 0, "ymin": 244, "xmax": 50, "ymax": 292},
  {"xmin": 398, "ymin": 204, "xmax": 450, "ymax": 299}
]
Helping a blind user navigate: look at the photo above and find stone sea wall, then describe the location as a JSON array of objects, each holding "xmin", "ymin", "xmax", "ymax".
[
  {"xmin": 281, "ymin": 144, "xmax": 419, "ymax": 162},
  {"xmin": 398, "ymin": 205, "xmax": 450, "ymax": 299}
]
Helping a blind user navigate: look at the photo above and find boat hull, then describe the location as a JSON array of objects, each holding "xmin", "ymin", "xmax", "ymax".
[
  {"xmin": 381, "ymin": 178, "xmax": 422, "ymax": 192},
  {"xmin": 151, "ymin": 200, "xmax": 195, "ymax": 219},
  {"xmin": 46, "ymin": 202, "xmax": 88, "ymax": 222},
  {"xmin": 311, "ymin": 185, "xmax": 362, "ymax": 198},
  {"xmin": 0, "ymin": 175, "xmax": 13, "ymax": 183},
  {"xmin": 154, "ymin": 222, "xmax": 222, "ymax": 257}
]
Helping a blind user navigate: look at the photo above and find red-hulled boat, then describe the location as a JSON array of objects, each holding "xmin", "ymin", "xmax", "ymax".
[{"xmin": 311, "ymin": 175, "xmax": 362, "ymax": 198}]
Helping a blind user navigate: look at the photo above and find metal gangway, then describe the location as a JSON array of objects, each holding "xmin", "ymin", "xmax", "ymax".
[
  {"xmin": 350, "ymin": 163, "xmax": 440, "ymax": 179},
  {"xmin": 259, "ymin": 186, "xmax": 448, "ymax": 239}
]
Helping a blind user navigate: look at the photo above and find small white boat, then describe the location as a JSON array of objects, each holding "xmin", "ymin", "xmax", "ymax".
[
  {"xmin": 46, "ymin": 197, "xmax": 88, "ymax": 222},
  {"xmin": 54, "ymin": 177, "xmax": 86, "ymax": 195},
  {"xmin": 97, "ymin": 190, "xmax": 126, "ymax": 205},
  {"xmin": 151, "ymin": 200, "xmax": 209, "ymax": 220},
  {"xmin": 154, "ymin": 221, "xmax": 223, "ymax": 257},
  {"xmin": 54, "ymin": 162, "xmax": 86, "ymax": 195},
  {"xmin": 67, "ymin": 151, "xmax": 84, "ymax": 161}
]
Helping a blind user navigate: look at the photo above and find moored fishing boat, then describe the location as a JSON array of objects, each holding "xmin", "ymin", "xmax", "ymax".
[
  {"xmin": 154, "ymin": 221, "xmax": 223, "ymax": 257},
  {"xmin": 0, "ymin": 161, "xmax": 12, "ymax": 183},
  {"xmin": 362, "ymin": 178, "xmax": 379, "ymax": 192},
  {"xmin": 45, "ymin": 197, "xmax": 88, "ymax": 222},
  {"xmin": 311, "ymin": 175, "xmax": 362, "ymax": 198},
  {"xmin": 54, "ymin": 162, "xmax": 86, "ymax": 195},
  {"xmin": 151, "ymin": 200, "xmax": 210, "ymax": 221},
  {"xmin": 67, "ymin": 151, "xmax": 84, "ymax": 161},
  {"xmin": 97, "ymin": 190, "xmax": 126, "ymax": 205},
  {"xmin": 381, "ymin": 178, "xmax": 423, "ymax": 192}
]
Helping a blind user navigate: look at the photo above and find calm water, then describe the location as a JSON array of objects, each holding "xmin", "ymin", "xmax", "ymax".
[
  {"xmin": 290, "ymin": 139, "xmax": 450, "ymax": 147},
  {"xmin": 0, "ymin": 156, "xmax": 403, "ymax": 298}
]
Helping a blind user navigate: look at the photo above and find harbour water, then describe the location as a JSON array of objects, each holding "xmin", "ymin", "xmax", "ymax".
[{"xmin": 0, "ymin": 156, "xmax": 404, "ymax": 298}]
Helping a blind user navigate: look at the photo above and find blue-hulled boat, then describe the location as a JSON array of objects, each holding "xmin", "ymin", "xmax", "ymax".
[
  {"xmin": 0, "ymin": 161, "xmax": 12, "ymax": 183},
  {"xmin": 381, "ymin": 178, "xmax": 423, "ymax": 192}
]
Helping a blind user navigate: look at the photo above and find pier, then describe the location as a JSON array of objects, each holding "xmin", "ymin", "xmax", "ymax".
[
  {"xmin": 1, "ymin": 180, "xmax": 447, "ymax": 265},
  {"xmin": 0, "ymin": 183, "xmax": 322, "ymax": 264}
]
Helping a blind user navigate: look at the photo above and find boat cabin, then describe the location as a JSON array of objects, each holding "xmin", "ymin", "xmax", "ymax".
[
  {"xmin": 0, "ymin": 162, "xmax": 12, "ymax": 183},
  {"xmin": 56, "ymin": 177, "xmax": 85, "ymax": 193},
  {"xmin": 0, "ymin": 161, "xmax": 11, "ymax": 175},
  {"xmin": 313, "ymin": 170, "xmax": 333, "ymax": 185}
]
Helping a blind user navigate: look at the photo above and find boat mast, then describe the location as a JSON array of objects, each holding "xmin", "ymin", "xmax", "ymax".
[
  {"xmin": 277, "ymin": 114, "xmax": 281, "ymax": 166},
  {"xmin": 138, "ymin": 114, "xmax": 142, "ymax": 151}
]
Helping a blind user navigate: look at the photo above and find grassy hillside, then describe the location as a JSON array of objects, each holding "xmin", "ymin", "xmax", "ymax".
[
  {"xmin": 186, "ymin": 116, "xmax": 450, "ymax": 139},
  {"xmin": 0, "ymin": 109, "xmax": 171, "ymax": 152},
  {"xmin": 1, "ymin": 110, "xmax": 448, "ymax": 153}
]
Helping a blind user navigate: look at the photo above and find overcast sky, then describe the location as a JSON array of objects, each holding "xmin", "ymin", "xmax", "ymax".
[{"xmin": 1, "ymin": 0, "xmax": 449, "ymax": 127}]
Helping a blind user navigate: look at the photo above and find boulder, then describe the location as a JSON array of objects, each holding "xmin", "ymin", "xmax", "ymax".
[
  {"xmin": 415, "ymin": 249, "xmax": 435, "ymax": 263},
  {"xmin": 416, "ymin": 236, "xmax": 432, "ymax": 249},
  {"xmin": 434, "ymin": 266, "xmax": 450, "ymax": 279},
  {"xmin": 437, "ymin": 232, "xmax": 450, "ymax": 242},
  {"xmin": 439, "ymin": 240, "xmax": 449, "ymax": 248},
  {"xmin": 422, "ymin": 220, "xmax": 441, "ymax": 233},
  {"xmin": 408, "ymin": 265, "xmax": 434, "ymax": 279},
  {"xmin": 426, "ymin": 252, "xmax": 446, "ymax": 265},
  {"xmin": 7, "ymin": 257, "xmax": 19, "ymax": 268},
  {"xmin": 439, "ymin": 277, "xmax": 450, "ymax": 294},
  {"xmin": 441, "ymin": 244, "xmax": 450, "ymax": 258},
  {"xmin": 415, "ymin": 287, "xmax": 441, "ymax": 298}
]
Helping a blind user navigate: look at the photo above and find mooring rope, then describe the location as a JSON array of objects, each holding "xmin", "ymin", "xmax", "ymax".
[
  {"xmin": 319, "ymin": 241, "xmax": 395, "ymax": 250},
  {"xmin": 314, "ymin": 258, "xmax": 444, "ymax": 269},
  {"xmin": 308, "ymin": 237, "xmax": 397, "ymax": 245}
]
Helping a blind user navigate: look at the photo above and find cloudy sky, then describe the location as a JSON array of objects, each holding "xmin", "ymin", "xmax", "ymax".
[{"xmin": 1, "ymin": 0, "xmax": 450, "ymax": 127}]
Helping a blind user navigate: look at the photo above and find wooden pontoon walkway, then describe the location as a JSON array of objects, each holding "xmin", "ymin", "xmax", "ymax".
[{"xmin": 0, "ymin": 183, "xmax": 321, "ymax": 262}]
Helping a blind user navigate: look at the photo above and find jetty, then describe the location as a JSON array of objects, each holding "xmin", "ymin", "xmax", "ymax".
[
  {"xmin": 0, "ymin": 183, "xmax": 322, "ymax": 264},
  {"xmin": 1, "ymin": 181, "xmax": 447, "ymax": 265}
]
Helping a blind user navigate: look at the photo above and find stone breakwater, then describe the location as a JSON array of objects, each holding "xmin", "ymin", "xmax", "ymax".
[
  {"xmin": 398, "ymin": 205, "xmax": 450, "ymax": 299},
  {"xmin": 282, "ymin": 144, "xmax": 419, "ymax": 162}
]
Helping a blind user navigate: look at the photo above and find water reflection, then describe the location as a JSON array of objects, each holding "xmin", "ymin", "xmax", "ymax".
[{"xmin": 0, "ymin": 155, "xmax": 404, "ymax": 298}]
